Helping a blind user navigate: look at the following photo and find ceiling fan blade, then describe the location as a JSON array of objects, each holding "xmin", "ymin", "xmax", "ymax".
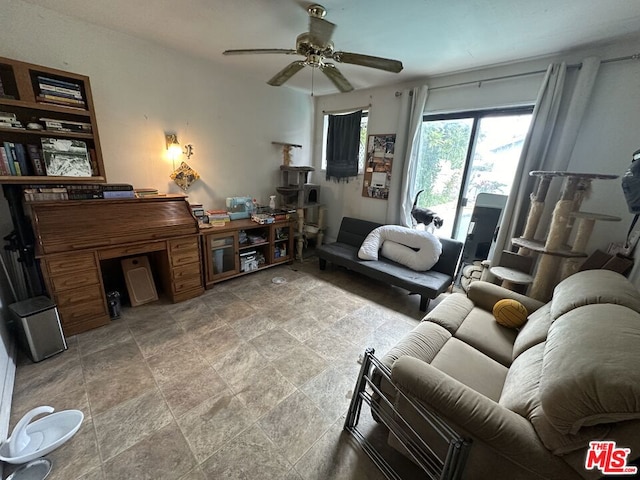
[
  {"xmin": 267, "ymin": 61, "xmax": 306, "ymax": 86},
  {"xmin": 332, "ymin": 51, "xmax": 403, "ymax": 73},
  {"xmin": 309, "ymin": 16, "xmax": 335, "ymax": 47},
  {"xmin": 320, "ymin": 63, "xmax": 353, "ymax": 92},
  {"xmin": 223, "ymin": 49, "xmax": 297, "ymax": 56}
]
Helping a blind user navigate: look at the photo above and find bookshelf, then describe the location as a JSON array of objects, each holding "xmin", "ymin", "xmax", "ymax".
[{"xmin": 0, "ymin": 56, "xmax": 106, "ymax": 184}]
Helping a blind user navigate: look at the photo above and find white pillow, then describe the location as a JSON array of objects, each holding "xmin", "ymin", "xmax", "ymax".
[{"xmin": 358, "ymin": 225, "xmax": 442, "ymax": 271}]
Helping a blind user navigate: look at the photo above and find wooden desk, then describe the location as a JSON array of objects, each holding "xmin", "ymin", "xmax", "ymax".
[{"xmin": 29, "ymin": 195, "xmax": 204, "ymax": 336}]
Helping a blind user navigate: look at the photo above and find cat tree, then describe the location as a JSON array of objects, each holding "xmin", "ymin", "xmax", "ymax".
[{"xmin": 492, "ymin": 171, "xmax": 620, "ymax": 301}]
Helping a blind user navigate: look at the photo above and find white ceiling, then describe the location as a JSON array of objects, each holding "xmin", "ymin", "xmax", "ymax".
[{"xmin": 22, "ymin": 0, "xmax": 640, "ymax": 95}]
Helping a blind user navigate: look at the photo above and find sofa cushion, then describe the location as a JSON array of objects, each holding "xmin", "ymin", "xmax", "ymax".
[
  {"xmin": 540, "ymin": 304, "xmax": 640, "ymax": 434},
  {"xmin": 500, "ymin": 342, "xmax": 611, "ymax": 455},
  {"xmin": 550, "ymin": 270, "xmax": 640, "ymax": 320},
  {"xmin": 454, "ymin": 308, "xmax": 517, "ymax": 367},
  {"xmin": 430, "ymin": 337, "xmax": 508, "ymax": 401},
  {"xmin": 512, "ymin": 303, "xmax": 552, "ymax": 360},
  {"xmin": 425, "ymin": 292, "xmax": 475, "ymax": 334}
]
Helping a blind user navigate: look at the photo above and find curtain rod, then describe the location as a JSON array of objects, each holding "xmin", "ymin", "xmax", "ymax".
[
  {"xmin": 322, "ymin": 104, "xmax": 371, "ymax": 114},
  {"xmin": 395, "ymin": 52, "xmax": 640, "ymax": 95}
]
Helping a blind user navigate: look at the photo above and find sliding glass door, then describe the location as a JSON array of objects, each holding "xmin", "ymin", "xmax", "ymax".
[{"xmin": 413, "ymin": 108, "xmax": 533, "ymax": 241}]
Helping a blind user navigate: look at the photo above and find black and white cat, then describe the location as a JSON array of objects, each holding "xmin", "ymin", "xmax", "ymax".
[{"xmin": 411, "ymin": 190, "xmax": 443, "ymax": 229}]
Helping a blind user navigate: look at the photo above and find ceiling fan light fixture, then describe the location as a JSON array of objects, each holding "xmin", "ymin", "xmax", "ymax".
[{"xmin": 223, "ymin": 3, "xmax": 403, "ymax": 93}]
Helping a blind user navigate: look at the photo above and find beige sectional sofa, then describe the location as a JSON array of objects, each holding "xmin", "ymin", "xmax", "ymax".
[{"xmin": 376, "ymin": 269, "xmax": 640, "ymax": 479}]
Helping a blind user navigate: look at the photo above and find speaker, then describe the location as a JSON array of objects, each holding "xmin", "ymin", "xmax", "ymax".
[{"xmin": 303, "ymin": 184, "xmax": 320, "ymax": 204}]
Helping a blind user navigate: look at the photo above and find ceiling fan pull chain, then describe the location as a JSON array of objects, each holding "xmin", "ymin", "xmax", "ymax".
[{"xmin": 311, "ymin": 66, "xmax": 315, "ymax": 96}]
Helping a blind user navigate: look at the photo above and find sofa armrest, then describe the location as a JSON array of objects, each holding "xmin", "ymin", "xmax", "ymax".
[
  {"xmin": 391, "ymin": 356, "xmax": 553, "ymax": 464},
  {"xmin": 467, "ymin": 281, "xmax": 545, "ymax": 314}
]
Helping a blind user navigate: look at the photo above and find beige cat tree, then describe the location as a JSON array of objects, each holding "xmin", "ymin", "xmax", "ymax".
[{"xmin": 491, "ymin": 171, "xmax": 620, "ymax": 301}]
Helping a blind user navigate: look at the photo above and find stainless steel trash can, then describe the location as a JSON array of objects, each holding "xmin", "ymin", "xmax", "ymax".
[{"xmin": 9, "ymin": 296, "xmax": 67, "ymax": 362}]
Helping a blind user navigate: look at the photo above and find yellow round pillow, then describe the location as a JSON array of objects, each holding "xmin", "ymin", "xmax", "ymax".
[{"xmin": 493, "ymin": 299, "xmax": 528, "ymax": 328}]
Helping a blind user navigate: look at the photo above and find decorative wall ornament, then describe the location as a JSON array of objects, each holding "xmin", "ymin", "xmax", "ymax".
[{"xmin": 170, "ymin": 161, "xmax": 200, "ymax": 191}]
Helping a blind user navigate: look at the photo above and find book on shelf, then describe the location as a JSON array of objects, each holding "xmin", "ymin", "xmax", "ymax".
[
  {"xmin": 2, "ymin": 142, "xmax": 18, "ymax": 175},
  {"xmin": 37, "ymin": 75, "xmax": 82, "ymax": 90},
  {"xmin": 0, "ymin": 145, "xmax": 10, "ymax": 176},
  {"xmin": 26, "ymin": 144, "xmax": 47, "ymax": 176},
  {"xmin": 134, "ymin": 188, "xmax": 160, "ymax": 197},
  {"xmin": 38, "ymin": 84, "xmax": 83, "ymax": 99},
  {"xmin": 36, "ymin": 95, "xmax": 86, "ymax": 107},
  {"xmin": 39, "ymin": 117, "xmax": 92, "ymax": 132},
  {"xmin": 23, "ymin": 186, "xmax": 69, "ymax": 201},
  {"xmin": 41, "ymin": 138, "xmax": 92, "ymax": 177},
  {"xmin": 13, "ymin": 143, "xmax": 32, "ymax": 176},
  {"xmin": 103, "ymin": 190, "xmax": 136, "ymax": 199}
]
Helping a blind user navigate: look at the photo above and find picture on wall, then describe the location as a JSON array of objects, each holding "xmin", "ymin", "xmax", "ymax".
[{"xmin": 362, "ymin": 133, "xmax": 395, "ymax": 199}]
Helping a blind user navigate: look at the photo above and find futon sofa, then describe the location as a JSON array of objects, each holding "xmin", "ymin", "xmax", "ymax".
[
  {"xmin": 316, "ymin": 217, "xmax": 463, "ymax": 310},
  {"xmin": 375, "ymin": 269, "xmax": 640, "ymax": 479}
]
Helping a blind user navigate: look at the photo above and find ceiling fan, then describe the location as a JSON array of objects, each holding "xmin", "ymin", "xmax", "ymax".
[{"xmin": 222, "ymin": 4, "xmax": 403, "ymax": 93}]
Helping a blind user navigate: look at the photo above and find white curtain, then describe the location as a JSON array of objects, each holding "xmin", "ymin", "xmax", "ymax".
[
  {"xmin": 490, "ymin": 57, "xmax": 601, "ymax": 269},
  {"xmin": 386, "ymin": 85, "xmax": 429, "ymax": 226}
]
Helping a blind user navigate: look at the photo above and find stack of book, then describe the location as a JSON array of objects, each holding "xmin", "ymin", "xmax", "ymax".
[
  {"xmin": 0, "ymin": 112, "xmax": 24, "ymax": 130},
  {"xmin": 1, "ymin": 142, "xmax": 46, "ymax": 176},
  {"xmin": 23, "ymin": 186, "xmax": 69, "ymax": 202},
  {"xmin": 134, "ymin": 188, "xmax": 160, "ymax": 198},
  {"xmin": 102, "ymin": 184, "xmax": 135, "ymax": 199},
  {"xmin": 39, "ymin": 117, "xmax": 91, "ymax": 133},
  {"xmin": 189, "ymin": 203, "xmax": 207, "ymax": 223},
  {"xmin": 35, "ymin": 76, "xmax": 86, "ymax": 109},
  {"xmin": 65, "ymin": 183, "xmax": 135, "ymax": 200},
  {"xmin": 206, "ymin": 209, "xmax": 231, "ymax": 227}
]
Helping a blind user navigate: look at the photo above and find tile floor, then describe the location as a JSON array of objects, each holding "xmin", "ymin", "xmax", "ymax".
[{"xmin": 9, "ymin": 259, "xmax": 446, "ymax": 480}]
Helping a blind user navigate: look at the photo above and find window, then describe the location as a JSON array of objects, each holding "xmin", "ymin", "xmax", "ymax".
[
  {"xmin": 413, "ymin": 107, "xmax": 533, "ymax": 240},
  {"xmin": 321, "ymin": 111, "xmax": 368, "ymax": 172}
]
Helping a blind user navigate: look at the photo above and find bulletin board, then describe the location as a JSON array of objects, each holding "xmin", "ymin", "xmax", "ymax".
[{"xmin": 362, "ymin": 134, "xmax": 395, "ymax": 199}]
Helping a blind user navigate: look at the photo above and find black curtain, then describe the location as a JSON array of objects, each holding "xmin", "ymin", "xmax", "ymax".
[{"xmin": 326, "ymin": 110, "xmax": 362, "ymax": 182}]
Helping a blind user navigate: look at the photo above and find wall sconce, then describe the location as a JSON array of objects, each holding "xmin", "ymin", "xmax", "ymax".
[{"xmin": 165, "ymin": 133, "xmax": 194, "ymax": 159}]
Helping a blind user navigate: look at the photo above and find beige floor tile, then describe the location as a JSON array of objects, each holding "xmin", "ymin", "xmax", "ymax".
[
  {"xmin": 103, "ymin": 422, "xmax": 197, "ymax": 480},
  {"xmin": 270, "ymin": 344, "xmax": 329, "ymax": 387},
  {"xmin": 176, "ymin": 389, "xmax": 254, "ymax": 463},
  {"xmin": 77, "ymin": 320, "xmax": 133, "ymax": 357},
  {"xmin": 46, "ymin": 419, "xmax": 102, "ymax": 480},
  {"xmin": 210, "ymin": 341, "xmax": 267, "ymax": 390},
  {"xmin": 258, "ymin": 389, "xmax": 332, "ymax": 464},
  {"xmin": 85, "ymin": 362, "xmax": 157, "ymax": 415},
  {"xmin": 94, "ymin": 389, "xmax": 173, "ymax": 461},
  {"xmin": 191, "ymin": 324, "xmax": 243, "ymax": 364},
  {"xmin": 233, "ymin": 365, "xmax": 296, "ymax": 418},
  {"xmin": 300, "ymin": 367, "xmax": 356, "ymax": 423},
  {"xmin": 200, "ymin": 425, "xmax": 292, "ymax": 479},
  {"xmin": 10, "ymin": 386, "xmax": 91, "ymax": 429},
  {"xmin": 249, "ymin": 328, "xmax": 302, "ymax": 362},
  {"xmin": 159, "ymin": 367, "xmax": 227, "ymax": 418},
  {"xmin": 294, "ymin": 420, "xmax": 386, "ymax": 480}
]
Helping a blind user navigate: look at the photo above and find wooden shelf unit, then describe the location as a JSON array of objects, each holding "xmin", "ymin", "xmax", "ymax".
[
  {"xmin": 0, "ymin": 56, "xmax": 106, "ymax": 184},
  {"xmin": 202, "ymin": 218, "xmax": 294, "ymax": 288}
]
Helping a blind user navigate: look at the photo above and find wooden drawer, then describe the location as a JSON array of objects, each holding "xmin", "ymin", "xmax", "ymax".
[
  {"xmin": 45, "ymin": 252, "xmax": 97, "ymax": 276},
  {"xmin": 173, "ymin": 275, "xmax": 203, "ymax": 294},
  {"xmin": 172, "ymin": 264, "xmax": 202, "ymax": 293},
  {"xmin": 169, "ymin": 236, "xmax": 199, "ymax": 254},
  {"xmin": 169, "ymin": 238, "xmax": 200, "ymax": 267},
  {"xmin": 55, "ymin": 285, "xmax": 107, "ymax": 326},
  {"xmin": 50, "ymin": 268, "xmax": 100, "ymax": 293}
]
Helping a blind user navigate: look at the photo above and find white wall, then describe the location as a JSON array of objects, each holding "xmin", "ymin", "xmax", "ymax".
[
  {"xmin": 313, "ymin": 34, "xmax": 640, "ymax": 268},
  {"xmin": 0, "ymin": 0, "xmax": 313, "ymax": 217}
]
